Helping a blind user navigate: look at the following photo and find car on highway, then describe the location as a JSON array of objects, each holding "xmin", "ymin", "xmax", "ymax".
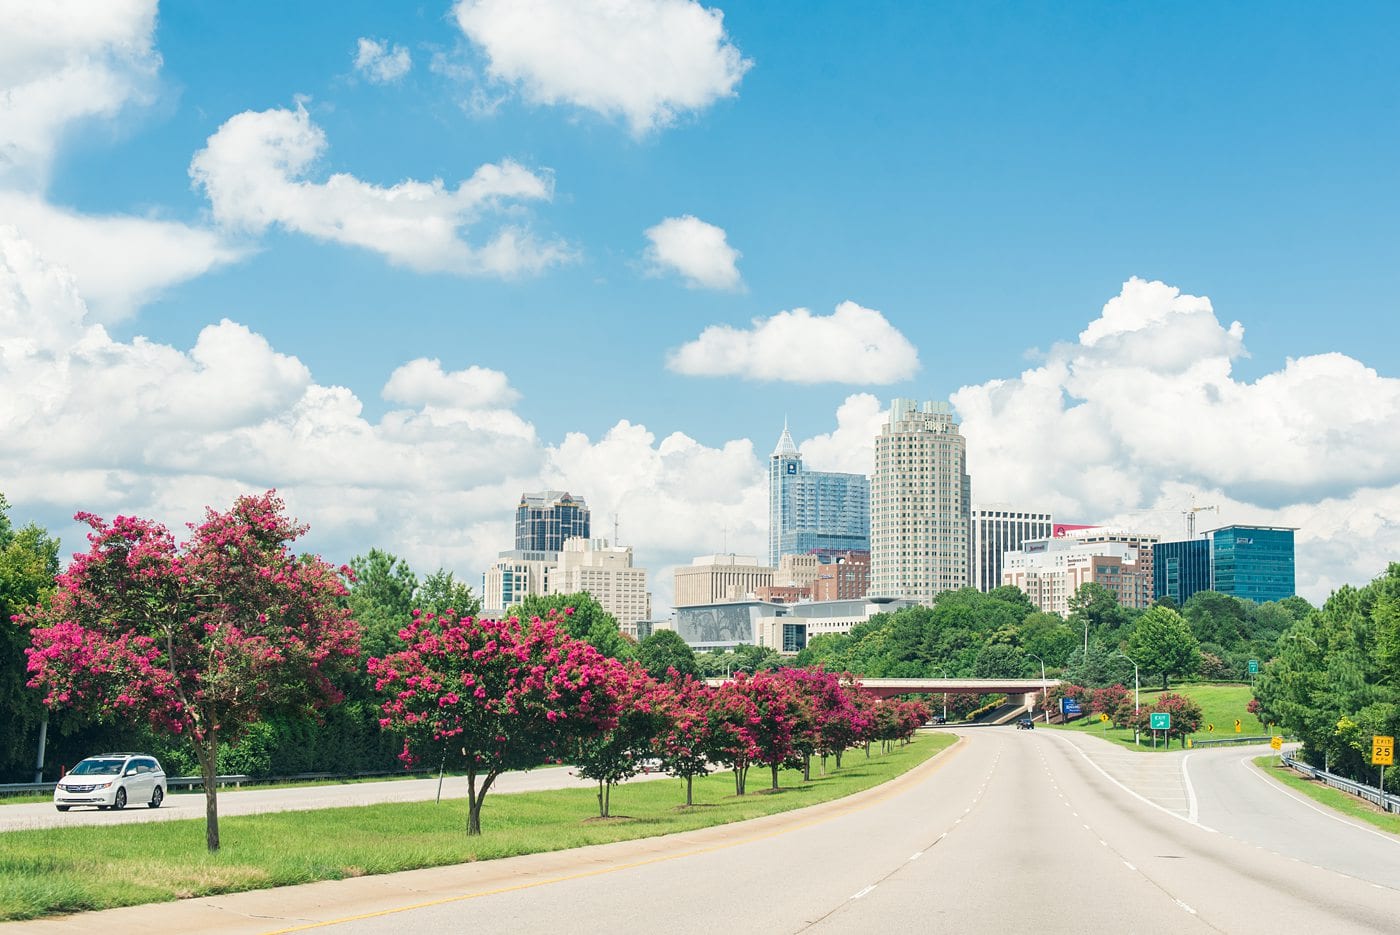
[
  {"xmin": 1015, "ymin": 717, "xmax": 1035, "ymax": 730},
  {"xmin": 53, "ymin": 753, "xmax": 166, "ymax": 812}
]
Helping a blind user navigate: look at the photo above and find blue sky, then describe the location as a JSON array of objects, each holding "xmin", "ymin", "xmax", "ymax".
[{"xmin": 3, "ymin": 1, "xmax": 1399, "ymax": 611}]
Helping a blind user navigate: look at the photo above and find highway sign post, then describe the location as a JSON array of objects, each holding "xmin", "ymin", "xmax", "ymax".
[
  {"xmin": 1149, "ymin": 712, "xmax": 1170, "ymax": 749},
  {"xmin": 1248, "ymin": 659, "xmax": 1259, "ymax": 676},
  {"xmin": 1374, "ymin": 735, "xmax": 1394, "ymax": 797},
  {"xmin": 1099, "ymin": 712, "xmax": 1109, "ymax": 734}
]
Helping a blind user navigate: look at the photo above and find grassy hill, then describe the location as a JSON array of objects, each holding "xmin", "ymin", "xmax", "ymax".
[{"xmin": 1050, "ymin": 682, "xmax": 1263, "ymax": 752}]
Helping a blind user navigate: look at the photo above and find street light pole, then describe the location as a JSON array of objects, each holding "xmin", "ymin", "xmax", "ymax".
[
  {"xmin": 933, "ymin": 667, "xmax": 948, "ymax": 722},
  {"xmin": 1114, "ymin": 650, "xmax": 1140, "ymax": 746},
  {"xmin": 1028, "ymin": 653, "xmax": 1048, "ymax": 723}
]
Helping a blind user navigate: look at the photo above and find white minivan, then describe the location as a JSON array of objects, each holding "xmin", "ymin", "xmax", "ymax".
[{"xmin": 53, "ymin": 753, "xmax": 166, "ymax": 811}]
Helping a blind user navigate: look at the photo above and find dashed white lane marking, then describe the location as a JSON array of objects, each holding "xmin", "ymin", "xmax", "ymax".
[
  {"xmin": 1123, "ymin": 861, "xmax": 1137, "ymax": 871},
  {"xmin": 1175, "ymin": 899, "xmax": 1197, "ymax": 915},
  {"xmin": 909, "ymin": 852, "xmax": 923, "ymax": 861},
  {"xmin": 850, "ymin": 885, "xmax": 876, "ymax": 900}
]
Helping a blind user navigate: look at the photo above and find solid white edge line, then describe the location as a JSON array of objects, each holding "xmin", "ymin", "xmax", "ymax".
[
  {"xmin": 1240, "ymin": 754, "xmax": 1400, "ymax": 848},
  {"xmin": 1037, "ymin": 730, "xmax": 1216, "ymax": 833},
  {"xmin": 850, "ymin": 885, "xmax": 876, "ymax": 900},
  {"xmin": 1182, "ymin": 751, "xmax": 1200, "ymax": 824}
]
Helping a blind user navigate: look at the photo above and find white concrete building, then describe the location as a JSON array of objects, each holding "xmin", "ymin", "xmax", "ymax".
[
  {"xmin": 673, "ymin": 554, "xmax": 775, "ymax": 607},
  {"xmin": 1001, "ymin": 535, "xmax": 1152, "ymax": 616},
  {"xmin": 870, "ymin": 399, "xmax": 972, "ymax": 603},
  {"xmin": 482, "ymin": 549, "xmax": 558, "ymax": 619},
  {"xmin": 553, "ymin": 537, "xmax": 651, "ymax": 629},
  {"xmin": 970, "ymin": 506, "xmax": 1054, "ymax": 592}
]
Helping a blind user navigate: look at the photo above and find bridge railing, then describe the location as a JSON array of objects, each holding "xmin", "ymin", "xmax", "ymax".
[{"xmin": 1281, "ymin": 752, "xmax": 1400, "ymax": 814}]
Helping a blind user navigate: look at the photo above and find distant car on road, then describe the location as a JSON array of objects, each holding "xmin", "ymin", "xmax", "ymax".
[
  {"xmin": 929, "ymin": 715, "xmax": 947, "ymax": 725},
  {"xmin": 1015, "ymin": 717, "xmax": 1035, "ymax": 730},
  {"xmin": 53, "ymin": 753, "xmax": 166, "ymax": 812}
]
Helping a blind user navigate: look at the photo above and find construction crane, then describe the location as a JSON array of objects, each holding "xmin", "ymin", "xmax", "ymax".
[{"xmin": 1184, "ymin": 503, "xmax": 1217, "ymax": 539}]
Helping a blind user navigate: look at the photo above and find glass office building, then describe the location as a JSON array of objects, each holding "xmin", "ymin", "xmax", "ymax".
[
  {"xmin": 514, "ymin": 491, "xmax": 590, "ymax": 552},
  {"xmin": 1153, "ymin": 538, "xmax": 1212, "ymax": 605},
  {"xmin": 768, "ymin": 423, "xmax": 870, "ymax": 567},
  {"xmin": 1210, "ymin": 525, "xmax": 1296, "ymax": 604}
]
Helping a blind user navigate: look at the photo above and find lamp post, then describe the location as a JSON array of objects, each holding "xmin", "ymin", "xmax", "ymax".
[
  {"xmin": 932, "ymin": 667, "xmax": 949, "ymax": 723},
  {"xmin": 1028, "ymin": 653, "xmax": 1048, "ymax": 723},
  {"xmin": 1113, "ymin": 650, "xmax": 1140, "ymax": 746}
]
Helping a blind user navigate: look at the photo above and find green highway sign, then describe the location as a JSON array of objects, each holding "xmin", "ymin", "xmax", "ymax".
[
  {"xmin": 1149, "ymin": 712, "xmax": 1171, "ymax": 730},
  {"xmin": 1247, "ymin": 659, "xmax": 1259, "ymax": 675}
]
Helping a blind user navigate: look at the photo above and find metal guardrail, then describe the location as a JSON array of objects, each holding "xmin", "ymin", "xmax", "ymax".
[
  {"xmin": 0, "ymin": 774, "xmax": 252, "ymax": 796},
  {"xmin": 1282, "ymin": 752, "xmax": 1400, "ymax": 814},
  {"xmin": 1189, "ymin": 735, "xmax": 1273, "ymax": 748}
]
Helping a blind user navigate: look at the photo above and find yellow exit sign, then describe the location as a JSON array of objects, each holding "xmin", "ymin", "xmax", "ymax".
[{"xmin": 1374, "ymin": 735, "xmax": 1395, "ymax": 766}]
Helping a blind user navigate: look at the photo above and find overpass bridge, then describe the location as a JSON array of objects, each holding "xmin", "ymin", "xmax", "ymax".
[{"xmin": 703, "ymin": 677, "xmax": 1059, "ymax": 720}]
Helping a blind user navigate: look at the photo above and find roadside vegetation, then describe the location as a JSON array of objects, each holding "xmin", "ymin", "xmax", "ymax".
[
  {"xmin": 1048, "ymin": 683, "xmax": 1257, "ymax": 751},
  {"xmin": 0, "ymin": 733, "xmax": 953, "ymax": 921}
]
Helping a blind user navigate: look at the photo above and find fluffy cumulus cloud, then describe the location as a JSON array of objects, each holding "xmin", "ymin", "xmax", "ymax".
[
  {"xmin": 644, "ymin": 214, "xmax": 741, "ymax": 290},
  {"xmin": 354, "ymin": 37, "xmax": 412, "ymax": 83},
  {"xmin": 953, "ymin": 276, "xmax": 1400, "ymax": 601},
  {"xmin": 796, "ymin": 394, "xmax": 885, "ymax": 475},
  {"xmin": 189, "ymin": 103, "xmax": 572, "ymax": 277},
  {"xmin": 452, "ymin": 0, "xmax": 752, "ymax": 134},
  {"xmin": 668, "ymin": 301, "xmax": 921, "ymax": 384},
  {"xmin": 0, "ymin": 0, "xmax": 159, "ymax": 187},
  {"xmin": 0, "ymin": 227, "xmax": 776, "ymax": 613},
  {"xmin": 0, "ymin": 1, "xmax": 241, "ymax": 320}
]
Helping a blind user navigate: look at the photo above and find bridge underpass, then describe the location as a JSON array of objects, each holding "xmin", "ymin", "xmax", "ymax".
[{"xmin": 704, "ymin": 677, "xmax": 1061, "ymax": 723}]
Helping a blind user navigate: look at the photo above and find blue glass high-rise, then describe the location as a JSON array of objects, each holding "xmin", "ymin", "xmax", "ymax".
[{"xmin": 768, "ymin": 423, "xmax": 870, "ymax": 567}]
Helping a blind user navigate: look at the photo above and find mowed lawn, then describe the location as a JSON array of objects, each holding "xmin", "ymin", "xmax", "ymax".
[
  {"xmin": 0, "ymin": 734, "xmax": 954, "ymax": 921},
  {"xmin": 1050, "ymin": 682, "xmax": 1262, "ymax": 752}
]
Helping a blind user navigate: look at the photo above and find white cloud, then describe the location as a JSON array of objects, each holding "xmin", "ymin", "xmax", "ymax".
[
  {"xmin": 189, "ymin": 104, "xmax": 572, "ymax": 277},
  {"xmin": 797, "ymin": 394, "xmax": 883, "ymax": 476},
  {"xmin": 0, "ymin": 227, "xmax": 771, "ymax": 614},
  {"xmin": 953, "ymin": 276, "xmax": 1400, "ymax": 602},
  {"xmin": 0, "ymin": 0, "xmax": 159, "ymax": 187},
  {"xmin": 644, "ymin": 214, "xmax": 741, "ymax": 290},
  {"xmin": 382, "ymin": 358, "xmax": 520, "ymax": 409},
  {"xmin": 667, "ymin": 301, "xmax": 921, "ymax": 384},
  {"xmin": 451, "ymin": 0, "xmax": 751, "ymax": 134},
  {"xmin": 0, "ymin": 192, "xmax": 243, "ymax": 323},
  {"xmin": 354, "ymin": 38, "xmax": 412, "ymax": 83}
]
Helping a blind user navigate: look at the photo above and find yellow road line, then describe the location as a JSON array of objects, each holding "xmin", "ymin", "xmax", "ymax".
[{"xmin": 263, "ymin": 737, "xmax": 967, "ymax": 934}]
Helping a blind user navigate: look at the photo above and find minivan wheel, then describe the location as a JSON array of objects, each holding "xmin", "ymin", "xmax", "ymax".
[
  {"xmin": 113, "ymin": 788, "xmax": 127, "ymax": 810},
  {"xmin": 149, "ymin": 786, "xmax": 163, "ymax": 809},
  {"xmin": 55, "ymin": 805, "xmax": 70, "ymax": 812}
]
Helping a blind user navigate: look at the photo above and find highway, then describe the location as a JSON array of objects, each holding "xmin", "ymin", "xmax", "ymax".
[{"xmin": 6, "ymin": 730, "xmax": 1398, "ymax": 934}]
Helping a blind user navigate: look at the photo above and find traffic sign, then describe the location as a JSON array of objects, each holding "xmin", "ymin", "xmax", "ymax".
[
  {"xmin": 1248, "ymin": 659, "xmax": 1259, "ymax": 675},
  {"xmin": 1149, "ymin": 712, "xmax": 1171, "ymax": 731},
  {"xmin": 1374, "ymin": 735, "xmax": 1395, "ymax": 766},
  {"xmin": 1206, "ymin": 723, "xmax": 1215, "ymax": 733},
  {"xmin": 1061, "ymin": 697, "xmax": 1082, "ymax": 716},
  {"xmin": 1270, "ymin": 736, "xmax": 1283, "ymax": 750},
  {"xmin": 1234, "ymin": 719, "xmax": 1242, "ymax": 733},
  {"xmin": 1099, "ymin": 713, "xmax": 1109, "ymax": 723}
]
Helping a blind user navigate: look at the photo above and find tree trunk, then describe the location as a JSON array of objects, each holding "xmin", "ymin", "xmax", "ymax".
[
  {"xmin": 770, "ymin": 763, "xmax": 779, "ymax": 791},
  {"xmin": 196, "ymin": 735, "xmax": 221, "ymax": 852},
  {"xmin": 864, "ymin": 741, "xmax": 870, "ymax": 759},
  {"xmin": 820, "ymin": 754, "xmax": 827, "ymax": 776},
  {"xmin": 802, "ymin": 755, "xmax": 811, "ymax": 782},
  {"xmin": 465, "ymin": 766, "xmax": 497, "ymax": 836},
  {"xmin": 597, "ymin": 779, "xmax": 606, "ymax": 818},
  {"xmin": 733, "ymin": 767, "xmax": 741, "ymax": 795},
  {"xmin": 686, "ymin": 774, "xmax": 693, "ymax": 807},
  {"xmin": 604, "ymin": 782, "xmax": 612, "ymax": 818},
  {"xmin": 835, "ymin": 750, "xmax": 843, "ymax": 769},
  {"xmin": 1162, "ymin": 674, "xmax": 1169, "ymax": 691}
]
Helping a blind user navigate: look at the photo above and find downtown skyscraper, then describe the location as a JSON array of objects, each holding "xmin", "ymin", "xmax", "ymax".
[
  {"xmin": 870, "ymin": 399, "xmax": 971, "ymax": 603},
  {"xmin": 768, "ymin": 422, "xmax": 870, "ymax": 567}
]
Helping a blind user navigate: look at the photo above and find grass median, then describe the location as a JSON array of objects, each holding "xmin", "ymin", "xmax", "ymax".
[
  {"xmin": 0, "ymin": 733, "xmax": 955, "ymax": 921},
  {"xmin": 1048, "ymin": 683, "xmax": 1261, "ymax": 752},
  {"xmin": 1251, "ymin": 755, "xmax": 1400, "ymax": 835}
]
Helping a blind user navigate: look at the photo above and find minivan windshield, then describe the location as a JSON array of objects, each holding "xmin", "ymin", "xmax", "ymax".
[{"xmin": 69, "ymin": 758, "xmax": 124, "ymax": 776}]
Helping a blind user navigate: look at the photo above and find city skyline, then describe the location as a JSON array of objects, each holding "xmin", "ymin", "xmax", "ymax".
[{"xmin": 3, "ymin": 3, "xmax": 1399, "ymax": 616}]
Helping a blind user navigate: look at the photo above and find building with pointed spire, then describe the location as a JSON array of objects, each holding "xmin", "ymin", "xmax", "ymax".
[{"xmin": 767, "ymin": 421, "xmax": 870, "ymax": 567}]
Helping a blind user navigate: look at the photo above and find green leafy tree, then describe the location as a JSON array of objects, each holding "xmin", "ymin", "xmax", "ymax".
[
  {"xmin": 510, "ymin": 591, "xmax": 633, "ymax": 660},
  {"xmin": 0, "ymin": 494, "xmax": 61, "ymax": 778},
  {"xmin": 1183, "ymin": 591, "xmax": 1249, "ymax": 647},
  {"xmin": 348, "ymin": 549, "xmax": 418, "ymax": 662},
  {"xmin": 1126, "ymin": 605, "xmax": 1200, "ymax": 690},
  {"xmin": 415, "ymin": 568, "xmax": 482, "ymax": 619},
  {"xmin": 637, "ymin": 628, "xmax": 699, "ymax": 678},
  {"xmin": 1068, "ymin": 582, "xmax": 1132, "ymax": 650}
]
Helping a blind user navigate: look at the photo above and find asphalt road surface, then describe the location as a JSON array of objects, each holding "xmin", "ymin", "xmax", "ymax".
[{"xmin": 7, "ymin": 730, "xmax": 1399, "ymax": 934}]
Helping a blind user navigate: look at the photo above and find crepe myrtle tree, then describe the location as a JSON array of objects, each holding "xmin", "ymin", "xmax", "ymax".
[
  {"xmin": 572, "ymin": 660, "xmax": 668, "ymax": 818},
  {"xmin": 707, "ymin": 673, "xmax": 761, "ymax": 795},
  {"xmin": 653, "ymin": 673, "xmax": 718, "ymax": 806},
  {"xmin": 369, "ymin": 608, "xmax": 621, "ymax": 835},
  {"xmin": 18, "ymin": 492, "xmax": 360, "ymax": 852}
]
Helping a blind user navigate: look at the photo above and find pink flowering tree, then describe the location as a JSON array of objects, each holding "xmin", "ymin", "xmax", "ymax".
[
  {"xmin": 17, "ymin": 492, "xmax": 360, "ymax": 852},
  {"xmin": 368, "ymin": 609, "xmax": 620, "ymax": 835},
  {"xmin": 1128, "ymin": 692, "xmax": 1204, "ymax": 748},
  {"xmin": 572, "ymin": 660, "xmax": 667, "ymax": 817},
  {"xmin": 708, "ymin": 675, "xmax": 760, "ymax": 795},
  {"xmin": 781, "ymin": 667, "xmax": 853, "ymax": 779},
  {"xmin": 1090, "ymin": 683, "xmax": 1133, "ymax": 727},
  {"xmin": 818, "ymin": 677, "xmax": 872, "ymax": 773},
  {"xmin": 731, "ymin": 670, "xmax": 803, "ymax": 792},
  {"xmin": 654, "ymin": 673, "xmax": 717, "ymax": 806}
]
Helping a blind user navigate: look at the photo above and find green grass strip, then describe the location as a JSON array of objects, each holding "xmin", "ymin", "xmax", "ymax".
[
  {"xmin": 1250, "ymin": 755, "xmax": 1400, "ymax": 835},
  {"xmin": 0, "ymin": 734, "xmax": 954, "ymax": 921},
  {"xmin": 1045, "ymin": 683, "xmax": 1265, "ymax": 753}
]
